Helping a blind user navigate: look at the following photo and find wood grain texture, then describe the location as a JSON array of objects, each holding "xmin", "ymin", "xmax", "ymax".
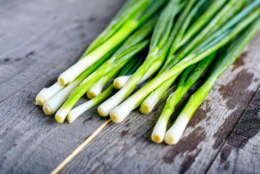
[
  {"xmin": 0, "ymin": 0, "xmax": 259, "ymax": 174},
  {"xmin": 208, "ymin": 89, "xmax": 260, "ymax": 174}
]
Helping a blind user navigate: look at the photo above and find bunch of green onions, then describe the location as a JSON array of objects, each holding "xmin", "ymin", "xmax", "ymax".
[{"xmin": 36, "ymin": 0, "xmax": 260, "ymax": 145}]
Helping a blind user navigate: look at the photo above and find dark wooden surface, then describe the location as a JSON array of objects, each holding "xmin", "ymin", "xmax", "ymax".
[{"xmin": 0, "ymin": 0, "xmax": 259, "ymax": 174}]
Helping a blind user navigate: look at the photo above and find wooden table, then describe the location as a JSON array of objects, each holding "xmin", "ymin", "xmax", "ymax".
[{"xmin": 0, "ymin": 0, "xmax": 259, "ymax": 173}]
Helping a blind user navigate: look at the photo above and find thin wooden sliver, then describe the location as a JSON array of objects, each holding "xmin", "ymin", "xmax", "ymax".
[{"xmin": 51, "ymin": 119, "xmax": 112, "ymax": 174}]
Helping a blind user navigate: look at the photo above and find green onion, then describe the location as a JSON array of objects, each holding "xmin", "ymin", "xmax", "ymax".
[
  {"xmin": 140, "ymin": 0, "xmax": 199, "ymax": 114},
  {"xmin": 139, "ymin": 77, "xmax": 174, "ymax": 115},
  {"xmin": 98, "ymin": 0, "xmax": 183, "ymax": 117},
  {"xmin": 109, "ymin": 7, "xmax": 260, "ymax": 123},
  {"xmin": 36, "ymin": 0, "xmax": 260, "ymax": 148},
  {"xmin": 164, "ymin": 18, "xmax": 260, "ymax": 145},
  {"xmin": 151, "ymin": 53, "xmax": 215, "ymax": 143}
]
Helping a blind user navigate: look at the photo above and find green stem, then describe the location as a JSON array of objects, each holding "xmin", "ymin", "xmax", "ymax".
[
  {"xmin": 179, "ymin": 0, "xmax": 228, "ymax": 48},
  {"xmin": 85, "ymin": 0, "xmax": 151, "ymax": 54},
  {"xmin": 177, "ymin": 0, "xmax": 247, "ymax": 63}
]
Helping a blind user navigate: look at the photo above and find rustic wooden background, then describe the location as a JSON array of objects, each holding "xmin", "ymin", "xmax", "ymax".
[{"xmin": 0, "ymin": 0, "xmax": 259, "ymax": 173}]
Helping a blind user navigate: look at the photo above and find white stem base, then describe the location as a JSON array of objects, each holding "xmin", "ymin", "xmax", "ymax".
[
  {"xmin": 110, "ymin": 98, "xmax": 135, "ymax": 123},
  {"xmin": 164, "ymin": 116, "xmax": 189, "ymax": 145},
  {"xmin": 151, "ymin": 117, "xmax": 167, "ymax": 143},
  {"xmin": 113, "ymin": 76, "xmax": 131, "ymax": 89},
  {"xmin": 67, "ymin": 100, "xmax": 94, "ymax": 123},
  {"xmin": 140, "ymin": 92, "xmax": 159, "ymax": 114},
  {"xmin": 36, "ymin": 89, "xmax": 48, "ymax": 106},
  {"xmin": 58, "ymin": 54, "xmax": 97, "ymax": 85},
  {"xmin": 98, "ymin": 87, "xmax": 128, "ymax": 117},
  {"xmin": 55, "ymin": 108, "xmax": 71, "ymax": 123},
  {"xmin": 87, "ymin": 78, "xmax": 106, "ymax": 99},
  {"xmin": 42, "ymin": 81, "xmax": 79, "ymax": 115},
  {"xmin": 35, "ymin": 82, "xmax": 63, "ymax": 106}
]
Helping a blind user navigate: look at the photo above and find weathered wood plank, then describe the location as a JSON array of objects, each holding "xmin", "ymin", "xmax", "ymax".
[
  {"xmin": 0, "ymin": 1, "xmax": 259, "ymax": 174},
  {"xmin": 208, "ymin": 89, "xmax": 260, "ymax": 174}
]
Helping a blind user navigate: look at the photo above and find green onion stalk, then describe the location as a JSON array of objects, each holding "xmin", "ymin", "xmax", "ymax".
[
  {"xmin": 136, "ymin": 0, "xmax": 202, "ymax": 110},
  {"xmin": 98, "ymin": 0, "xmax": 183, "ymax": 117},
  {"xmin": 109, "ymin": 7, "xmax": 260, "ymax": 123},
  {"xmin": 151, "ymin": 53, "xmax": 215, "ymax": 143},
  {"xmin": 164, "ymin": 18, "xmax": 260, "ymax": 145},
  {"xmin": 87, "ymin": 77, "xmax": 111, "ymax": 99},
  {"xmin": 58, "ymin": 0, "xmax": 167, "ymax": 86},
  {"xmin": 165, "ymin": 0, "xmax": 248, "ymax": 70},
  {"xmin": 140, "ymin": 0, "xmax": 258, "ymax": 114},
  {"xmin": 139, "ymin": 0, "xmax": 223, "ymax": 114},
  {"xmin": 67, "ymin": 58, "xmax": 143, "ymax": 123},
  {"xmin": 54, "ymin": 19, "xmax": 156, "ymax": 123}
]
